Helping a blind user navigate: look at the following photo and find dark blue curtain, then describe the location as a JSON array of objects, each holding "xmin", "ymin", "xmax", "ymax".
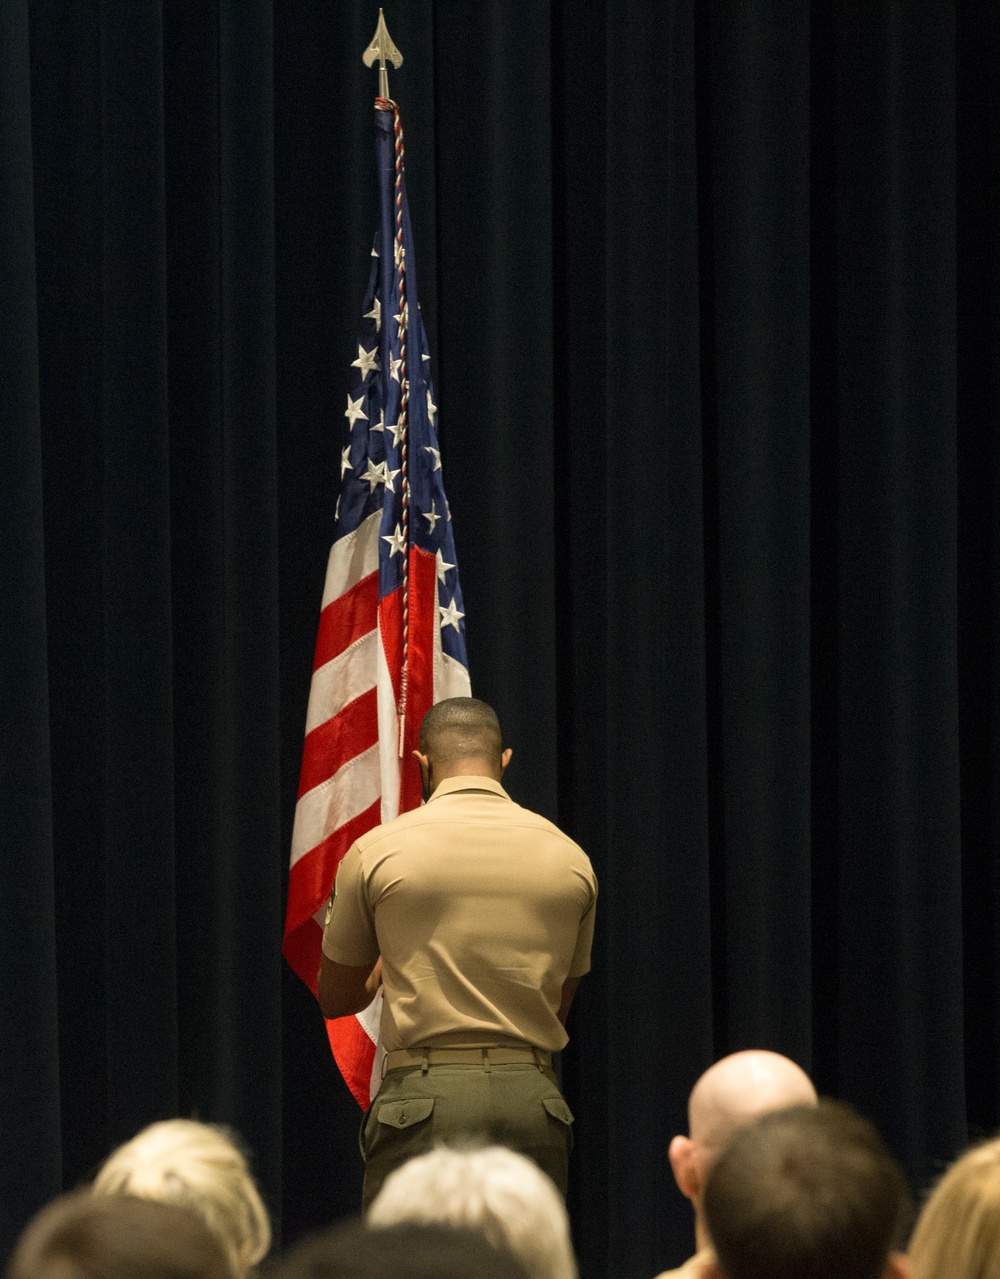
[{"xmin": 2, "ymin": 4, "xmax": 998, "ymax": 1279}]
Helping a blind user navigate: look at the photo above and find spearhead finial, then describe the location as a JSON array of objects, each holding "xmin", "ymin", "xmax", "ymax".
[{"xmin": 362, "ymin": 8, "xmax": 403, "ymax": 100}]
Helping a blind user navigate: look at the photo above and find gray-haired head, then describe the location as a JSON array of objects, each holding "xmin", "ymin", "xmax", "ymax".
[{"xmin": 367, "ymin": 1145, "xmax": 575, "ymax": 1279}]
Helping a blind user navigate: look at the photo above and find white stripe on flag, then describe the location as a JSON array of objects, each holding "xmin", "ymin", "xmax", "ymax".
[
  {"xmin": 305, "ymin": 630, "xmax": 379, "ymax": 734},
  {"xmin": 320, "ymin": 511, "xmax": 381, "ymax": 607},
  {"xmin": 433, "ymin": 612, "xmax": 473, "ymax": 702},
  {"xmin": 376, "ymin": 609, "xmax": 402, "ymax": 824},
  {"xmin": 289, "ymin": 741, "xmax": 382, "ymax": 868}
]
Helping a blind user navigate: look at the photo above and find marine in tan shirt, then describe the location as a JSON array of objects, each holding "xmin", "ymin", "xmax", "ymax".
[{"xmin": 318, "ymin": 696, "xmax": 597, "ymax": 1206}]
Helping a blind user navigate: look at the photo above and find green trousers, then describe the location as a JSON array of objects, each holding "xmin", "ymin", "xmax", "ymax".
[{"xmin": 360, "ymin": 1057, "xmax": 575, "ymax": 1210}]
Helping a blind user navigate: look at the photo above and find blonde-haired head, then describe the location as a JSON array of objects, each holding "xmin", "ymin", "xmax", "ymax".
[
  {"xmin": 909, "ymin": 1137, "xmax": 1000, "ymax": 1279},
  {"xmin": 367, "ymin": 1144, "xmax": 576, "ymax": 1279},
  {"xmin": 92, "ymin": 1120, "xmax": 271, "ymax": 1277}
]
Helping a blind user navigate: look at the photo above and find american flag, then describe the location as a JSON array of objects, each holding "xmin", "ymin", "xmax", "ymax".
[{"xmin": 283, "ymin": 99, "xmax": 470, "ymax": 1108}]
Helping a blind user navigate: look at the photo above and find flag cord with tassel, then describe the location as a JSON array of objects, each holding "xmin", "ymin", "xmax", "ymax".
[{"xmin": 377, "ymin": 96, "xmax": 411, "ymax": 757}]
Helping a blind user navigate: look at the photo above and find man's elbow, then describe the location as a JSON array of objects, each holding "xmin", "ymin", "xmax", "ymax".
[
  {"xmin": 317, "ymin": 957, "xmax": 374, "ymax": 1020},
  {"xmin": 317, "ymin": 989, "xmax": 348, "ymax": 1020},
  {"xmin": 317, "ymin": 976, "xmax": 355, "ymax": 1021}
]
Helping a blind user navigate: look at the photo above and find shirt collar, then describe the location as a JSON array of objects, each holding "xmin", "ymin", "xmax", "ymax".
[{"xmin": 426, "ymin": 775, "xmax": 511, "ymax": 803}]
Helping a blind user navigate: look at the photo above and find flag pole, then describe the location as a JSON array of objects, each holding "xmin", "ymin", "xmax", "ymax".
[
  {"xmin": 363, "ymin": 10, "xmax": 411, "ymax": 755},
  {"xmin": 362, "ymin": 8, "xmax": 403, "ymax": 100}
]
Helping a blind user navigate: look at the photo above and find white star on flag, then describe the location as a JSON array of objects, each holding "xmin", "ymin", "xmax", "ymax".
[
  {"xmin": 426, "ymin": 390, "xmax": 437, "ymax": 423},
  {"xmin": 345, "ymin": 393, "xmax": 368, "ymax": 429},
  {"xmin": 340, "ymin": 445, "xmax": 352, "ymax": 478},
  {"xmin": 439, "ymin": 597, "xmax": 465, "ymax": 632},
  {"xmin": 351, "ymin": 344, "xmax": 379, "ymax": 379},
  {"xmin": 364, "ymin": 297, "xmax": 381, "ymax": 332},
  {"xmin": 435, "ymin": 549, "xmax": 455, "ymax": 583},
  {"xmin": 389, "ymin": 356, "xmax": 402, "ymax": 383},
  {"xmin": 371, "ymin": 409, "xmax": 385, "ymax": 434},
  {"xmin": 387, "ymin": 419, "xmax": 405, "ymax": 447},
  {"xmin": 382, "ymin": 464, "xmax": 401, "ymax": 493},
  {"xmin": 361, "ymin": 458, "xmax": 385, "ymax": 493},
  {"xmin": 424, "ymin": 502, "xmax": 441, "ymax": 534},
  {"xmin": 424, "ymin": 445, "xmax": 442, "ymax": 471},
  {"xmin": 382, "ymin": 523, "xmax": 407, "ymax": 558}
]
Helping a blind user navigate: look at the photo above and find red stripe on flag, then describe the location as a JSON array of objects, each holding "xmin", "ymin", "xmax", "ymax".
[
  {"xmin": 297, "ymin": 688, "xmax": 379, "ymax": 800},
  {"xmin": 282, "ymin": 916, "xmax": 323, "ymax": 997},
  {"xmin": 283, "ymin": 796, "xmax": 383, "ymax": 939},
  {"xmin": 327, "ymin": 1014, "xmax": 377, "ymax": 1111},
  {"xmin": 398, "ymin": 546, "xmax": 438, "ymax": 812},
  {"xmin": 378, "ymin": 587, "xmax": 403, "ymax": 704},
  {"xmin": 313, "ymin": 572, "xmax": 379, "ymax": 671}
]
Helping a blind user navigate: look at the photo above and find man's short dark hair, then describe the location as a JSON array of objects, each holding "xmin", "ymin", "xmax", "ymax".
[
  {"xmin": 6, "ymin": 1190, "xmax": 233, "ymax": 1279},
  {"xmin": 703, "ymin": 1101, "xmax": 912, "ymax": 1279},
  {"xmin": 270, "ymin": 1220, "xmax": 528, "ymax": 1279},
  {"xmin": 419, "ymin": 698, "xmax": 502, "ymax": 766}
]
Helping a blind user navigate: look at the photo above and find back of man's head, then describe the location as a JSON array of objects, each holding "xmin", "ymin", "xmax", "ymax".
[
  {"xmin": 367, "ymin": 1145, "xmax": 576, "ymax": 1279},
  {"xmin": 702, "ymin": 1101, "xmax": 912, "ymax": 1279},
  {"xmin": 6, "ymin": 1190, "xmax": 233, "ymax": 1279},
  {"xmin": 669, "ymin": 1050, "xmax": 817, "ymax": 1250},
  {"xmin": 419, "ymin": 698, "xmax": 502, "ymax": 770},
  {"xmin": 270, "ymin": 1220, "xmax": 528, "ymax": 1279}
]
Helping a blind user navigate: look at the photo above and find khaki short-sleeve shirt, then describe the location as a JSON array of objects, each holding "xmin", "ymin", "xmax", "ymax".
[{"xmin": 322, "ymin": 775, "xmax": 597, "ymax": 1053}]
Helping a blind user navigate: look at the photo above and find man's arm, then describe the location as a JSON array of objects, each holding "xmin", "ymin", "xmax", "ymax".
[
  {"xmin": 557, "ymin": 975, "xmax": 581, "ymax": 1026},
  {"xmin": 318, "ymin": 955, "xmax": 382, "ymax": 1020}
]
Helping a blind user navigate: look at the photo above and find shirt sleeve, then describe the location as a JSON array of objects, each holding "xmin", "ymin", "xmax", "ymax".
[
  {"xmin": 321, "ymin": 844, "xmax": 380, "ymax": 966},
  {"xmin": 567, "ymin": 878, "xmax": 597, "ymax": 978}
]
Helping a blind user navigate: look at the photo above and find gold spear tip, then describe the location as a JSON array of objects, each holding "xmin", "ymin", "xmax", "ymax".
[{"xmin": 362, "ymin": 9, "xmax": 403, "ymax": 71}]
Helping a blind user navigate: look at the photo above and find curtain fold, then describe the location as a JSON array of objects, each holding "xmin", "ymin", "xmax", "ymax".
[{"xmin": 0, "ymin": 0, "xmax": 62, "ymax": 1248}]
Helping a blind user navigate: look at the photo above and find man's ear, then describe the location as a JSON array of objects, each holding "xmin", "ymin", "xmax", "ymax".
[
  {"xmin": 668, "ymin": 1135, "xmax": 701, "ymax": 1201},
  {"xmin": 500, "ymin": 747, "xmax": 512, "ymax": 774},
  {"xmin": 884, "ymin": 1253, "xmax": 910, "ymax": 1279}
]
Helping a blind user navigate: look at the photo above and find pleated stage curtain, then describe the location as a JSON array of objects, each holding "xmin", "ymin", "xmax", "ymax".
[{"xmin": 2, "ymin": 5, "xmax": 999, "ymax": 1279}]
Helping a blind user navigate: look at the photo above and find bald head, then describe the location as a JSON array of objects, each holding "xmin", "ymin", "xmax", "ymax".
[
  {"xmin": 689, "ymin": 1051, "xmax": 817, "ymax": 1166},
  {"xmin": 669, "ymin": 1051, "xmax": 817, "ymax": 1252}
]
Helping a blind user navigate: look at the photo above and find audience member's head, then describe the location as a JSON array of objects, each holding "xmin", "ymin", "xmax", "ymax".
[
  {"xmin": 6, "ymin": 1189, "xmax": 233, "ymax": 1279},
  {"xmin": 270, "ymin": 1220, "xmax": 528, "ymax": 1279},
  {"xmin": 367, "ymin": 1145, "xmax": 575, "ymax": 1279},
  {"xmin": 701, "ymin": 1101, "xmax": 911, "ymax": 1279},
  {"xmin": 908, "ymin": 1136, "xmax": 1000, "ymax": 1279},
  {"xmin": 92, "ymin": 1119, "xmax": 271, "ymax": 1276},
  {"xmin": 669, "ymin": 1050, "xmax": 818, "ymax": 1249}
]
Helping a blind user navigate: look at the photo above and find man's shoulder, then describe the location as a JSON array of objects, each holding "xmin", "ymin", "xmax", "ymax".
[
  {"xmin": 355, "ymin": 787, "xmax": 577, "ymax": 842},
  {"xmin": 653, "ymin": 1248, "xmax": 715, "ymax": 1279},
  {"xmin": 353, "ymin": 790, "xmax": 593, "ymax": 866}
]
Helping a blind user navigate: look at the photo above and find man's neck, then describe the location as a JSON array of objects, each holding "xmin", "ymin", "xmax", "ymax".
[{"xmin": 435, "ymin": 765, "xmax": 500, "ymax": 783}]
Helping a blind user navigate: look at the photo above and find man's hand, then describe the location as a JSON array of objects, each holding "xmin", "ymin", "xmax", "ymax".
[
  {"xmin": 365, "ymin": 957, "xmax": 383, "ymax": 1000},
  {"xmin": 317, "ymin": 953, "xmax": 382, "ymax": 1020}
]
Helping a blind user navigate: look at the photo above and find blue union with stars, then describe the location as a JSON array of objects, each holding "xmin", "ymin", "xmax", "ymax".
[{"xmin": 336, "ymin": 104, "xmax": 468, "ymax": 669}]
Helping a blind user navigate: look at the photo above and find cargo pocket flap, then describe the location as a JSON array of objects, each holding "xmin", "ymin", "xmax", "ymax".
[
  {"xmin": 376, "ymin": 1097, "xmax": 435, "ymax": 1129},
  {"xmin": 542, "ymin": 1097, "xmax": 574, "ymax": 1126}
]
